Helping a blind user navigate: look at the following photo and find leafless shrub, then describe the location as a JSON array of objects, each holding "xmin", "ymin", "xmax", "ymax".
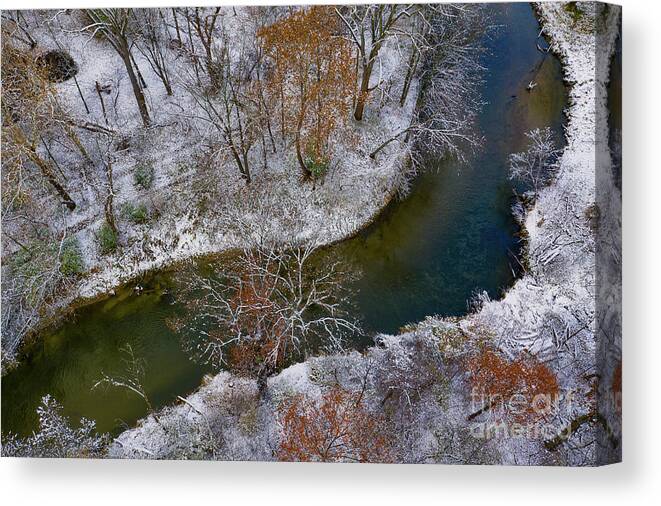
[
  {"xmin": 508, "ymin": 127, "xmax": 560, "ymax": 199},
  {"xmin": 1, "ymin": 395, "xmax": 109, "ymax": 458},
  {"xmin": 371, "ymin": 333, "xmax": 445, "ymax": 417}
]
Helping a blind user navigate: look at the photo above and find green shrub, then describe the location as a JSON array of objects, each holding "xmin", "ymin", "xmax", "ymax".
[
  {"xmin": 60, "ymin": 237, "xmax": 84, "ymax": 276},
  {"xmin": 10, "ymin": 237, "xmax": 55, "ymax": 278},
  {"xmin": 134, "ymin": 163, "xmax": 154, "ymax": 189},
  {"xmin": 10, "ymin": 246, "xmax": 35, "ymax": 273},
  {"xmin": 563, "ymin": 2, "xmax": 584, "ymax": 24},
  {"xmin": 121, "ymin": 202, "xmax": 150, "ymax": 224},
  {"xmin": 304, "ymin": 153, "xmax": 330, "ymax": 179},
  {"xmin": 97, "ymin": 222, "xmax": 118, "ymax": 255}
]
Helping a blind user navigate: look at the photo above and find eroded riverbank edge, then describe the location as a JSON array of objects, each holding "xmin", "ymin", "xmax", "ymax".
[{"xmin": 108, "ymin": 5, "xmax": 621, "ymax": 465}]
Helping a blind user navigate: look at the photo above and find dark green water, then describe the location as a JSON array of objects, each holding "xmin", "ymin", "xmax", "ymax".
[
  {"xmin": 1, "ymin": 3, "xmax": 566, "ymax": 437},
  {"xmin": 2, "ymin": 276, "xmax": 213, "ymax": 436},
  {"xmin": 320, "ymin": 2, "xmax": 567, "ymax": 340}
]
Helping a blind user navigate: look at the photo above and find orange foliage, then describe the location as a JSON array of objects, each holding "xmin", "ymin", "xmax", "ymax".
[
  {"xmin": 228, "ymin": 338, "xmax": 283, "ymax": 378},
  {"xmin": 228, "ymin": 275, "xmax": 276, "ymax": 337},
  {"xmin": 467, "ymin": 348, "xmax": 560, "ymax": 422},
  {"xmin": 258, "ymin": 6, "xmax": 354, "ymax": 174},
  {"xmin": 226, "ymin": 273, "xmax": 287, "ymax": 374},
  {"xmin": 278, "ymin": 387, "xmax": 393, "ymax": 463}
]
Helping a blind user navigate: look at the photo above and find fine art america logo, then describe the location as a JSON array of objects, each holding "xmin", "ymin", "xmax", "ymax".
[{"xmin": 468, "ymin": 387, "xmax": 621, "ymax": 442}]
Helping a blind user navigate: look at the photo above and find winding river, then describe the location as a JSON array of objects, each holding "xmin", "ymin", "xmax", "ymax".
[{"xmin": 1, "ymin": 3, "xmax": 566, "ymax": 437}]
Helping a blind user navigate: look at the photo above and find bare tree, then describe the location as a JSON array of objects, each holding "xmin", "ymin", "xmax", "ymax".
[
  {"xmin": 0, "ymin": 213, "xmax": 76, "ymax": 365},
  {"xmin": 1, "ymin": 10, "xmax": 37, "ymax": 49},
  {"xmin": 183, "ymin": 30, "xmax": 258, "ymax": 184},
  {"xmin": 133, "ymin": 9, "xmax": 174, "ymax": 96},
  {"xmin": 372, "ymin": 332, "xmax": 445, "ymax": 417},
  {"xmin": 335, "ymin": 4, "xmax": 419, "ymax": 121},
  {"xmin": 1, "ymin": 36, "xmax": 77, "ymax": 210},
  {"xmin": 1, "ymin": 34, "xmax": 93, "ymax": 359},
  {"xmin": 82, "ymin": 9, "xmax": 151, "ymax": 126},
  {"xmin": 90, "ymin": 135, "xmax": 119, "ymax": 235},
  {"xmin": 173, "ymin": 244, "xmax": 359, "ymax": 395},
  {"xmin": 508, "ymin": 127, "xmax": 559, "ymax": 199},
  {"xmin": 0, "ymin": 31, "xmax": 93, "ymax": 358},
  {"xmin": 1, "ymin": 395, "xmax": 109, "ymax": 458},
  {"xmin": 368, "ymin": 4, "xmax": 488, "ymax": 163},
  {"xmin": 186, "ymin": 7, "xmax": 223, "ymax": 87}
]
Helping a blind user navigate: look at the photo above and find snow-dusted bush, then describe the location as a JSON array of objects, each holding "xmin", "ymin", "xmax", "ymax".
[
  {"xmin": 371, "ymin": 332, "xmax": 446, "ymax": 416},
  {"xmin": 122, "ymin": 202, "xmax": 150, "ymax": 224},
  {"xmin": 277, "ymin": 386, "xmax": 393, "ymax": 463},
  {"xmin": 1, "ymin": 232, "xmax": 75, "ymax": 365},
  {"xmin": 133, "ymin": 163, "xmax": 154, "ymax": 190},
  {"xmin": 59, "ymin": 236, "xmax": 84, "ymax": 276},
  {"xmin": 2, "ymin": 395, "xmax": 109, "ymax": 458},
  {"xmin": 508, "ymin": 127, "xmax": 560, "ymax": 199},
  {"xmin": 96, "ymin": 222, "xmax": 118, "ymax": 255}
]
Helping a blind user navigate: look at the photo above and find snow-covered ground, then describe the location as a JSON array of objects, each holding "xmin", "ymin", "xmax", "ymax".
[
  {"xmin": 109, "ymin": 3, "xmax": 622, "ymax": 465},
  {"xmin": 470, "ymin": 1, "xmax": 622, "ymax": 465}
]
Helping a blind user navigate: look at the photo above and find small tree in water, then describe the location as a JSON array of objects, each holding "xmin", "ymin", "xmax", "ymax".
[
  {"xmin": 92, "ymin": 344, "xmax": 164, "ymax": 428},
  {"xmin": 171, "ymin": 245, "xmax": 359, "ymax": 395}
]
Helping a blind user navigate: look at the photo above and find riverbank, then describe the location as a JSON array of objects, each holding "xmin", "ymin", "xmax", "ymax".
[
  {"xmin": 109, "ymin": 3, "xmax": 621, "ymax": 465},
  {"xmin": 472, "ymin": 1, "xmax": 622, "ymax": 465}
]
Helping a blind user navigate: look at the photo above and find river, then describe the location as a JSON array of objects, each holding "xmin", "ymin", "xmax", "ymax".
[{"xmin": 1, "ymin": 3, "xmax": 566, "ymax": 437}]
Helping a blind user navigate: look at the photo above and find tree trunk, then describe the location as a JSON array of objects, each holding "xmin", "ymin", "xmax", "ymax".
[
  {"xmin": 73, "ymin": 76, "xmax": 90, "ymax": 114},
  {"xmin": 161, "ymin": 72, "xmax": 173, "ymax": 96},
  {"xmin": 256, "ymin": 68, "xmax": 277, "ymax": 153},
  {"xmin": 227, "ymin": 142, "xmax": 250, "ymax": 184},
  {"xmin": 467, "ymin": 399, "xmax": 499, "ymax": 421},
  {"xmin": 130, "ymin": 52, "xmax": 148, "ymax": 90},
  {"xmin": 11, "ymin": 125, "xmax": 77, "ymax": 211},
  {"xmin": 295, "ymin": 103, "xmax": 311, "ymax": 178},
  {"xmin": 119, "ymin": 44, "xmax": 151, "ymax": 127},
  {"xmin": 64, "ymin": 125, "xmax": 93, "ymax": 166},
  {"xmin": 354, "ymin": 56, "xmax": 377, "ymax": 121},
  {"xmin": 30, "ymin": 150, "xmax": 77, "ymax": 211},
  {"xmin": 257, "ymin": 366, "xmax": 269, "ymax": 398},
  {"xmin": 241, "ymin": 151, "xmax": 251, "ymax": 184},
  {"xmin": 400, "ymin": 49, "xmax": 419, "ymax": 107},
  {"xmin": 95, "ymin": 81, "xmax": 108, "ymax": 124},
  {"xmin": 295, "ymin": 133, "xmax": 311, "ymax": 178},
  {"xmin": 104, "ymin": 160, "xmax": 117, "ymax": 234},
  {"xmin": 172, "ymin": 8, "xmax": 182, "ymax": 45},
  {"xmin": 369, "ymin": 128, "xmax": 407, "ymax": 159}
]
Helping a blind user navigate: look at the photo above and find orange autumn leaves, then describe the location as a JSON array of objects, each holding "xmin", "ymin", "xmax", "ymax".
[
  {"xmin": 258, "ymin": 6, "xmax": 354, "ymax": 176},
  {"xmin": 276, "ymin": 348, "xmax": 561, "ymax": 462},
  {"xmin": 277, "ymin": 386, "xmax": 393, "ymax": 463},
  {"xmin": 467, "ymin": 348, "xmax": 560, "ymax": 423},
  {"xmin": 226, "ymin": 273, "xmax": 287, "ymax": 376}
]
